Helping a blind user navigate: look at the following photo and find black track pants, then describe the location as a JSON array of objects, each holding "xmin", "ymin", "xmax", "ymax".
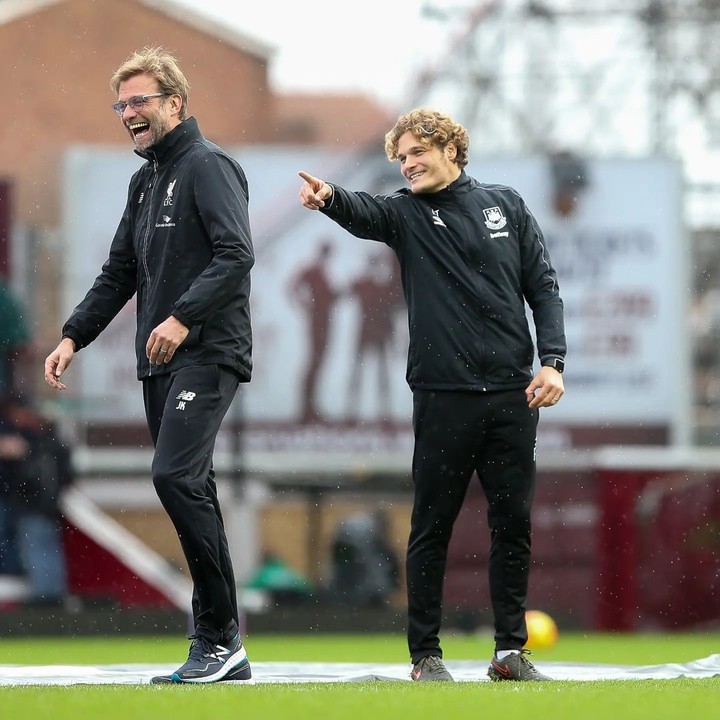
[
  {"xmin": 143, "ymin": 363, "xmax": 240, "ymax": 639},
  {"xmin": 406, "ymin": 388, "xmax": 538, "ymax": 663}
]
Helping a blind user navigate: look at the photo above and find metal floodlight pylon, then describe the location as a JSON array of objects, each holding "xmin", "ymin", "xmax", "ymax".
[{"xmin": 414, "ymin": 0, "xmax": 720, "ymax": 226}]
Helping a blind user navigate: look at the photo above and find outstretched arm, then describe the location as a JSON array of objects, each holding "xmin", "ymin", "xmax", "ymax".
[
  {"xmin": 298, "ymin": 171, "xmax": 399, "ymax": 246},
  {"xmin": 299, "ymin": 171, "xmax": 333, "ymax": 210}
]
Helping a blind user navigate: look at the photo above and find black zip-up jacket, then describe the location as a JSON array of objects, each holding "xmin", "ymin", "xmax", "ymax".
[
  {"xmin": 62, "ymin": 117, "xmax": 254, "ymax": 381},
  {"xmin": 322, "ymin": 171, "xmax": 565, "ymax": 391}
]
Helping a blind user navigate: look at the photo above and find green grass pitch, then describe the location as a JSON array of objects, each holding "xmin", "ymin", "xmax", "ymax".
[{"xmin": 0, "ymin": 631, "xmax": 717, "ymax": 720}]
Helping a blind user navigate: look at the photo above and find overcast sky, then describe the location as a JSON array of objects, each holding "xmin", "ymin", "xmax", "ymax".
[{"xmin": 169, "ymin": 0, "xmax": 469, "ymax": 108}]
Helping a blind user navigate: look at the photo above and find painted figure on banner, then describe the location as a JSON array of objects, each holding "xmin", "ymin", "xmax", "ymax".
[
  {"xmin": 289, "ymin": 240, "xmax": 340, "ymax": 424},
  {"xmin": 346, "ymin": 249, "xmax": 404, "ymax": 423}
]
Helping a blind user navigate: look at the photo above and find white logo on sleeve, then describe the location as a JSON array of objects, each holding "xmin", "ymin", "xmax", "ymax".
[
  {"xmin": 175, "ymin": 390, "xmax": 196, "ymax": 411},
  {"xmin": 483, "ymin": 206, "xmax": 507, "ymax": 230}
]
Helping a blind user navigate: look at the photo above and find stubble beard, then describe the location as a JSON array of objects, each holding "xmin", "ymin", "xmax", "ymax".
[{"xmin": 134, "ymin": 115, "xmax": 171, "ymax": 151}]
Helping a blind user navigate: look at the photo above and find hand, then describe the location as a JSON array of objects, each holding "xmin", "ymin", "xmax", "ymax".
[
  {"xmin": 146, "ymin": 316, "xmax": 189, "ymax": 365},
  {"xmin": 525, "ymin": 366, "xmax": 565, "ymax": 409},
  {"xmin": 298, "ymin": 170, "xmax": 333, "ymax": 210},
  {"xmin": 44, "ymin": 337, "xmax": 76, "ymax": 391}
]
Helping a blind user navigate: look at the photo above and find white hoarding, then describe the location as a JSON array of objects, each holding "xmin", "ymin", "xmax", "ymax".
[{"xmin": 62, "ymin": 147, "xmax": 688, "ymax": 466}]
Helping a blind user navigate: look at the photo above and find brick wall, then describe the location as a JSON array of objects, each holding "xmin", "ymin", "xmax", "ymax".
[{"xmin": 0, "ymin": 0, "xmax": 274, "ymax": 230}]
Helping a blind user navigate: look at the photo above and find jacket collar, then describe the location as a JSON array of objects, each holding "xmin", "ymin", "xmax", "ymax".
[
  {"xmin": 135, "ymin": 116, "xmax": 201, "ymax": 164},
  {"xmin": 436, "ymin": 169, "xmax": 471, "ymax": 195}
]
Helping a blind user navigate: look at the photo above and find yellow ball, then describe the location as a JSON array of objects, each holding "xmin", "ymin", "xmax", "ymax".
[{"xmin": 525, "ymin": 610, "xmax": 559, "ymax": 650}]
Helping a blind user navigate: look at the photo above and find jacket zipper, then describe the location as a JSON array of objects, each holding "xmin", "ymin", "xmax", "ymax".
[{"xmin": 142, "ymin": 159, "xmax": 159, "ymax": 375}]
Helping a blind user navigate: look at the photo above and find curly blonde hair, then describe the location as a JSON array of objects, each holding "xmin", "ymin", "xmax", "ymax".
[
  {"xmin": 110, "ymin": 46, "xmax": 190, "ymax": 121},
  {"xmin": 384, "ymin": 108, "xmax": 469, "ymax": 168}
]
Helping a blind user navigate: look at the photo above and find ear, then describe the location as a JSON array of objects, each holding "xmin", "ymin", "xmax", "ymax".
[
  {"xmin": 445, "ymin": 142, "xmax": 457, "ymax": 162},
  {"xmin": 169, "ymin": 94, "xmax": 183, "ymax": 117}
]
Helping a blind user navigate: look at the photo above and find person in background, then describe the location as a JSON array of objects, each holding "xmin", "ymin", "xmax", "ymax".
[
  {"xmin": 0, "ymin": 279, "xmax": 31, "ymax": 577},
  {"xmin": 298, "ymin": 108, "xmax": 566, "ymax": 682},
  {"xmin": 44, "ymin": 46, "xmax": 254, "ymax": 684},
  {"xmin": 0, "ymin": 392, "xmax": 73, "ymax": 606},
  {"xmin": 0, "ymin": 278, "xmax": 30, "ymax": 399}
]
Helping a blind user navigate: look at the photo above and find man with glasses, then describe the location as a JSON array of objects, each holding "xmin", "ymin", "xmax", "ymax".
[
  {"xmin": 298, "ymin": 108, "xmax": 565, "ymax": 682},
  {"xmin": 44, "ymin": 46, "xmax": 254, "ymax": 685}
]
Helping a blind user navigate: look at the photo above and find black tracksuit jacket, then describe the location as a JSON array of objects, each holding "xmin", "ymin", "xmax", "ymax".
[
  {"xmin": 62, "ymin": 117, "xmax": 254, "ymax": 381},
  {"xmin": 322, "ymin": 170, "xmax": 566, "ymax": 390}
]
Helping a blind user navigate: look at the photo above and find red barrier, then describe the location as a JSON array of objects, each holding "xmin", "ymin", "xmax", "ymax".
[{"xmin": 62, "ymin": 520, "xmax": 175, "ymax": 609}]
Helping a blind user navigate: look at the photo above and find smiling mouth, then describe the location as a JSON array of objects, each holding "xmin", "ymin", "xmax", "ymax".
[
  {"xmin": 408, "ymin": 171, "xmax": 424, "ymax": 182},
  {"xmin": 127, "ymin": 121, "xmax": 150, "ymax": 138}
]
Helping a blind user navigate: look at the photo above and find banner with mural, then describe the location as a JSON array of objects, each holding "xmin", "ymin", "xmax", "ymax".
[{"xmin": 62, "ymin": 147, "xmax": 687, "ymax": 470}]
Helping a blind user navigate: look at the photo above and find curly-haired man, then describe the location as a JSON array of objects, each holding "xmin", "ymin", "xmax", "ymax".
[{"xmin": 299, "ymin": 108, "xmax": 565, "ymax": 682}]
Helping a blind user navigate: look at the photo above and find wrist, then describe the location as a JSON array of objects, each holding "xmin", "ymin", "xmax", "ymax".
[
  {"xmin": 541, "ymin": 358, "xmax": 564, "ymax": 373},
  {"xmin": 61, "ymin": 336, "xmax": 77, "ymax": 352},
  {"xmin": 323, "ymin": 183, "xmax": 335, "ymax": 209}
]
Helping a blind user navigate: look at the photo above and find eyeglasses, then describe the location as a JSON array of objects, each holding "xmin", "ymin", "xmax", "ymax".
[{"xmin": 111, "ymin": 93, "xmax": 168, "ymax": 117}]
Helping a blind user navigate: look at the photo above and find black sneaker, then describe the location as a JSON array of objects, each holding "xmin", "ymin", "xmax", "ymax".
[
  {"xmin": 151, "ymin": 659, "xmax": 253, "ymax": 685},
  {"xmin": 487, "ymin": 650, "xmax": 552, "ymax": 681},
  {"xmin": 216, "ymin": 660, "xmax": 253, "ymax": 682},
  {"xmin": 152, "ymin": 630, "xmax": 251, "ymax": 684},
  {"xmin": 411, "ymin": 655, "xmax": 454, "ymax": 681}
]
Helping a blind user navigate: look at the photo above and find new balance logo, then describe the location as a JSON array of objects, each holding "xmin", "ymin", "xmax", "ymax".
[
  {"xmin": 215, "ymin": 644, "xmax": 232, "ymax": 662},
  {"xmin": 175, "ymin": 390, "xmax": 196, "ymax": 411},
  {"xmin": 431, "ymin": 209, "xmax": 447, "ymax": 227}
]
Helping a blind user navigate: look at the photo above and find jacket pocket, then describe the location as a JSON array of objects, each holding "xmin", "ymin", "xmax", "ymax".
[{"xmin": 183, "ymin": 323, "xmax": 203, "ymax": 347}]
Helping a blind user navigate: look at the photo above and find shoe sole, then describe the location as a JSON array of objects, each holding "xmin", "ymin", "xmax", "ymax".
[
  {"xmin": 487, "ymin": 668, "xmax": 551, "ymax": 682},
  {"xmin": 151, "ymin": 675, "xmax": 254, "ymax": 685},
  {"xmin": 152, "ymin": 656, "xmax": 253, "ymax": 685},
  {"xmin": 150, "ymin": 670, "xmax": 253, "ymax": 684}
]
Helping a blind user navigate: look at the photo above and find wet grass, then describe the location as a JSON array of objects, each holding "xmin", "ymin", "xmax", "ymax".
[{"xmin": 0, "ymin": 632, "xmax": 717, "ymax": 720}]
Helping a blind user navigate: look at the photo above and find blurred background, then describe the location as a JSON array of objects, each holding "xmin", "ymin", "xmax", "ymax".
[{"xmin": 0, "ymin": 0, "xmax": 718, "ymax": 639}]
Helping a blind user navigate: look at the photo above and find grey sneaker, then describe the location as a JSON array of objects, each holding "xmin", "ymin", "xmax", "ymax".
[
  {"xmin": 411, "ymin": 655, "xmax": 454, "ymax": 681},
  {"xmin": 487, "ymin": 650, "xmax": 552, "ymax": 681},
  {"xmin": 151, "ymin": 630, "xmax": 251, "ymax": 684}
]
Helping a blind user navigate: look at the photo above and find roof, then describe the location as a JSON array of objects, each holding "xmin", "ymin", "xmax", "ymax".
[
  {"xmin": 0, "ymin": 0, "xmax": 275, "ymax": 61},
  {"xmin": 275, "ymin": 92, "xmax": 395, "ymax": 145}
]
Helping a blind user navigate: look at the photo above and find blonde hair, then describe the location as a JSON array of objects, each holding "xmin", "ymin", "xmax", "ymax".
[
  {"xmin": 110, "ymin": 46, "xmax": 190, "ymax": 121},
  {"xmin": 384, "ymin": 108, "xmax": 469, "ymax": 169}
]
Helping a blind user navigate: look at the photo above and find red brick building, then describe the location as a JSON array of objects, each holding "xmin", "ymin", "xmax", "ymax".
[
  {"xmin": 0, "ymin": 0, "xmax": 393, "ymax": 352},
  {"xmin": 1, "ymin": 0, "xmax": 394, "ymax": 224}
]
